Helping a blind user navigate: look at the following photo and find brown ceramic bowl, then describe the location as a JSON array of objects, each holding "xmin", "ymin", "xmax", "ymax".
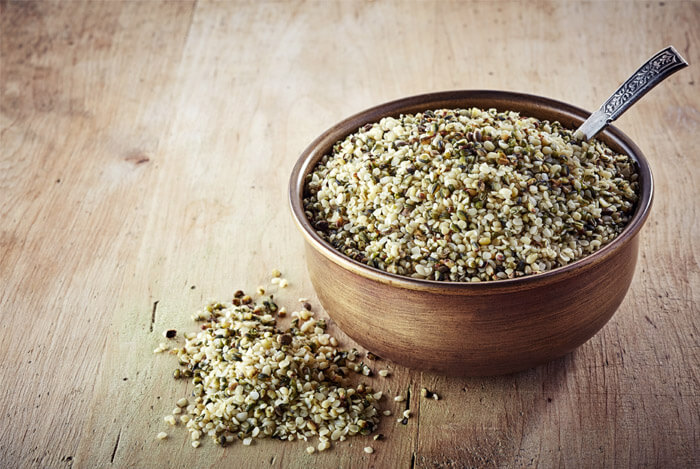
[{"xmin": 289, "ymin": 90, "xmax": 653, "ymax": 376}]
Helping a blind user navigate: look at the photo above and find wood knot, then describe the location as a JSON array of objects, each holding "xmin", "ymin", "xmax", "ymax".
[{"xmin": 124, "ymin": 150, "xmax": 151, "ymax": 165}]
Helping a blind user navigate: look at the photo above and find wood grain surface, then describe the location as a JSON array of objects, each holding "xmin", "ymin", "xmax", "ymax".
[{"xmin": 1, "ymin": 1, "xmax": 698, "ymax": 468}]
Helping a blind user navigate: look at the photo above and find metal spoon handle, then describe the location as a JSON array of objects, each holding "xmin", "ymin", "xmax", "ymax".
[{"xmin": 575, "ymin": 46, "xmax": 689, "ymax": 140}]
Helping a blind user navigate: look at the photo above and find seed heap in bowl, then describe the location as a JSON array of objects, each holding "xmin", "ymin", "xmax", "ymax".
[
  {"xmin": 303, "ymin": 107, "xmax": 639, "ymax": 282},
  {"xmin": 157, "ymin": 286, "xmax": 382, "ymax": 450}
]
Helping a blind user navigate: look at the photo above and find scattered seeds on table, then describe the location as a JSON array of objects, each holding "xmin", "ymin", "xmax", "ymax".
[
  {"xmin": 420, "ymin": 387, "xmax": 441, "ymax": 400},
  {"xmin": 378, "ymin": 369, "xmax": 390, "ymax": 377},
  {"xmin": 156, "ymin": 432, "xmax": 168, "ymax": 440},
  {"xmin": 157, "ymin": 287, "xmax": 383, "ymax": 452},
  {"xmin": 364, "ymin": 446, "xmax": 374, "ymax": 454}
]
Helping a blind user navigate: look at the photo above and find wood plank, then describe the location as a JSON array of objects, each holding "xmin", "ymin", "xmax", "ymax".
[
  {"xmin": 0, "ymin": 0, "xmax": 698, "ymax": 467},
  {"xmin": 0, "ymin": 1, "xmax": 197, "ymax": 467}
]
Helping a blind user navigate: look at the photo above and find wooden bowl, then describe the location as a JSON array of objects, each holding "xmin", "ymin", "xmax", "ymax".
[{"xmin": 288, "ymin": 90, "xmax": 653, "ymax": 376}]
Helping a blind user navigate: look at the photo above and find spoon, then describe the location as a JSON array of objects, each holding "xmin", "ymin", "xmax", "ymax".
[{"xmin": 575, "ymin": 46, "xmax": 689, "ymax": 141}]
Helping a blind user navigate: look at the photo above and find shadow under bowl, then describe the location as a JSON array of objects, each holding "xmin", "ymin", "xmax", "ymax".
[{"xmin": 289, "ymin": 90, "xmax": 653, "ymax": 376}]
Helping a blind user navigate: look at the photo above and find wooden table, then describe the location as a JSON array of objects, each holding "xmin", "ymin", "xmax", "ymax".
[{"xmin": 2, "ymin": 1, "xmax": 698, "ymax": 467}]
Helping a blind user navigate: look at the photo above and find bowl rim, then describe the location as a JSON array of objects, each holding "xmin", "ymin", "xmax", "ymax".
[{"xmin": 288, "ymin": 89, "xmax": 654, "ymax": 293}]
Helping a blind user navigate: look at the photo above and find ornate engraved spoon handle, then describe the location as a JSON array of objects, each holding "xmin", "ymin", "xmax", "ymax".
[{"xmin": 575, "ymin": 46, "xmax": 689, "ymax": 141}]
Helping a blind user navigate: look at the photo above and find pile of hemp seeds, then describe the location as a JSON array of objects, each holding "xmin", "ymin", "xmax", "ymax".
[
  {"xmin": 154, "ymin": 270, "xmax": 435, "ymax": 455},
  {"xmin": 304, "ymin": 107, "xmax": 639, "ymax": 282}
]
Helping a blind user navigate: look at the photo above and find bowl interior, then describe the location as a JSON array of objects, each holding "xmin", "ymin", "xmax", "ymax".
[{"xmin": 289, "ymin": 90, "xmax": 653, "ymax": 292}]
